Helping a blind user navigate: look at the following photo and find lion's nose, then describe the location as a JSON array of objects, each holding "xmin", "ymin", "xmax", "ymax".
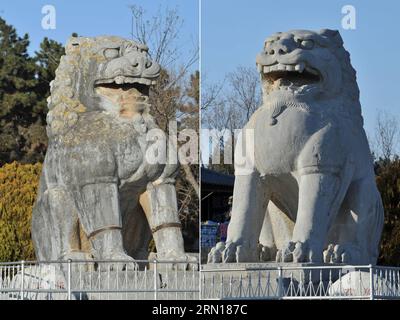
[{"xmin": 265, "ymin": 38, "xmax": 297, "ymax": 56}]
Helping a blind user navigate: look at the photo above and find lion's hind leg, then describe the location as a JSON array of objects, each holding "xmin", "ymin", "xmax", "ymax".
[
  {"xmin": 32, "ymin": 186, "xmax": 92, "ymax": 261},
  {"xmin": 32, "ymin": 192, "xmax": 51, "ymax": 261},
  {"xmin": 324, "ymin": 177, "xmax": 384, "ymax": 264}
]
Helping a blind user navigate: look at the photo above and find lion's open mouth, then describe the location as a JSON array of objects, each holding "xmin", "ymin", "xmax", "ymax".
[
  {"xmin": 262, "ymin": 63, "xmax": 321, "ymax": 92},
  {"xmin": 94, "ymin": 78, "xmax": 150, "ymax": 117},
  {"xmin": 94, "ymin": 81, "xmax": 149, "ymax": 96}
]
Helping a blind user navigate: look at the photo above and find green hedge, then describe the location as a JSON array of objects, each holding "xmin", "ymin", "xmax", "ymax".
[{"xmin": 0, "ymin": 162, "xmax": 41, "ymax": 261}]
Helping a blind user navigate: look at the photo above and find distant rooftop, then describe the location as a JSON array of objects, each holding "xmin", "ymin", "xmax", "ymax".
[{"xmin": 201, "ymin": 167, "xmax": 234, "ymax": 187}]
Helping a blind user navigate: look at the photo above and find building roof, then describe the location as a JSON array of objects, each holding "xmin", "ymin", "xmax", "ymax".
[{"xmin": 201, "ymin": 167, "xmax": 234, "ymax": 187}]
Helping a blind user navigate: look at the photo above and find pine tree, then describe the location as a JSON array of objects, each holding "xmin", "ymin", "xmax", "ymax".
[
  {"xmin": 34, "ymin": 37, "xmax": 65, "ymax": 121},
  {"xmin": 0, "ymin": 19, "xmax": 64, "ymax": 165},
  {"xmin": 0, "ymin": 18, "xmax": 38, "ymax": 164}
]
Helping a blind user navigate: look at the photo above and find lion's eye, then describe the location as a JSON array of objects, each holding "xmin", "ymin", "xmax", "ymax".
[
  {"xmin": 300, "ymin": 39, "xmax": 314, "ymax": 49},
  {"xmin": 104, "ymin": 48, "xmax": 120, "ymax": 59}
]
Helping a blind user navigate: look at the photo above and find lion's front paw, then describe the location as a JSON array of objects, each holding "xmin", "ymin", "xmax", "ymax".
[
  {"xmin": 258, "ymin": 244, "xmax": 277, "ymax": 262},
  {"xmin": 207, "ymin": 241, "xmax": 258, "ymax": 263},
  {"xmin": 157, "ymin": 252, "xmax": 198, "ymax": 271},
  {"xmin": 100, "ymin": 251, "xmax": 138, "ymax": 271},
  {"xmin": 276, "ymin": 241, "xmax": 322, "ymax": 263},
  {"xmin": 171, "ymin": 254, "xmax": 198, "ymax": 271},
  {"xmin": 223, "ymin": 241, "xmax": 259, "ymax": 263},
  {"xmin": 207, "ymin": 242, "xmax": 226, "ymax": 263},
  {"xmin": 61, "ymin": 251, "xmax": 95, "ymax": 272},
  {"xmin": 323, "ymin": 244, "xmax": 361, "ymax": 264}
]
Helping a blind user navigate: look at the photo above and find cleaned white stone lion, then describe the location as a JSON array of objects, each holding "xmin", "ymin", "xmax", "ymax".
[{"xmin": 208, "ymin": 29, "xmax": 384, "ymax": 265}]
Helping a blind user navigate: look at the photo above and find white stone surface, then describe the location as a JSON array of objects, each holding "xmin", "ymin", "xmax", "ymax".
[
  {"xmin": 8, "ymin": 265, "xmax": 68, "ymax": 300},
  {"xmin": 328, "ymin": 271, "xmax": 389, "ymax": 297},
  {"xmin": 209, "ymin": 29, "xmax": 384, "ymax": 265}
]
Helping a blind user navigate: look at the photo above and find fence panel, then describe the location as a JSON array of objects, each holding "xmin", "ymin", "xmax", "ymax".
[
  {"xmin": 201, "ymin": 265, "xmax": 400, "ymax": 300},
  {"xmin": 0, "ymin": 260, "xmax": 199, "ymax": 300}
]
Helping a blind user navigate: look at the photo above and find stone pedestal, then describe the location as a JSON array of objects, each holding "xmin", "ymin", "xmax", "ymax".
[
  {"xmin": 201, "ymin": 262, "xmax": 354, "ymax": 299},
  {"xmin": 69, "ymin": 268, "xmax": 199, "ymax": 300},
  {"xmin": 2, "ymin": 265, "xmax": 199, "ymax": 300}
]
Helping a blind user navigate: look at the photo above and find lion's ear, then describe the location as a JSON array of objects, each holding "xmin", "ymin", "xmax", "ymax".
[{"xmin": 319, "ymin": 29, "xmax": 343, "ymax": 47}]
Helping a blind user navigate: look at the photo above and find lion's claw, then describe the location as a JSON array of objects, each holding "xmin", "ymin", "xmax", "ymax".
[
  {"xmin": 208, "ymin": 241, "xmax": 258, "ymax": 263},
  {"xmin": 323, "ymin": 243, "xmax": 361, "ymax": 264},
  {"xmin": 276, "ymin": 241, "xmax": 322, "ymax": 263}
]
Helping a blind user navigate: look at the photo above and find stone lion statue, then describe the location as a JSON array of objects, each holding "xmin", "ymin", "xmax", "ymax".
[
  {"xmin": 32, "ymin": 36, "xmax": 196, "ymax": 268},
  {"xmin": 208, "ymin": 29, "xmax": 384, "ymax": 265}
]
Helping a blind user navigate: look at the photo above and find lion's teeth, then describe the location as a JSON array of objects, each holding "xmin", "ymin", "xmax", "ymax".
[
  {"xmin": 295, "ymin": 62, "xmax": 305, "ymax": 73},
  {"xmin": 115, "ymin": 76, "xmax": 124, "ymax": 84},
  {"xmin": 263, "ymin": 64, "xmax": 299, "ymax": 74},
  {"xmin": 278, "ymin": 64, "xmax": 287, "ymax": 71},
  {"xmin": 124, "ymin": 77, "xmax": 135, "ymax": 84},
  {"xmin": 286, "ymin": 65, "xmax": 295, "ymax": 71}
]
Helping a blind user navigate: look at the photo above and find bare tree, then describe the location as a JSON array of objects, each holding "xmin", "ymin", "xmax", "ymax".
[
  {"xmin": 129, "ymin": 5, "xmax": 198, "ymax": 132},
  {"xmin": 202, "ymin": 66, "xmax": 261, "ymax": 172},
  {"xmin": 201, "ymin": 77, "xmax": 224, "ymax": 112},
  {"xmin": 202, "ymin": 66, "xmax": 261, "ymax": 131},
  {"xmin": 130, "ymin": 5, "xmax": 181, "ymax": 67},
  {"xmin": 375, "ymin": 110, "xmax": 399, "ymax": 160},
  {"xmin": 366, "ymin": 131, "xmax": 378, "ymax": 160},
  {"xmin": 130, "ymin": 5, "xmax": 198, "ymax": 86},
  {"xmin": 227, "ymin": 66, "xmax": 261, "ymax": 122}
]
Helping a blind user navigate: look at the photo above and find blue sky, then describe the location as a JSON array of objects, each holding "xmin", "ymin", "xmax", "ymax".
[
  {"xmin": 1, "ymin": 0, "xmax": 399, "ymax": 141},
  {"xmin": 202, "ymin": 0, "xmax": 400, "ymax": 138},
  {"xmin": 0, "ymin": 0, "xmax": 198, "ymax": 65}
]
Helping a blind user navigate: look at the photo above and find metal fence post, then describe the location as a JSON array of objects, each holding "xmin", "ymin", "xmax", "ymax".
[
  {"xmin": 67, "ymin": 259, "xmax": 72, "ymax": 300},
  {"xmin": 154, "ymin": 259, "xmax": 158, "ymax": 300},
  {"xmin": 278, "ymin": 266, "xmax": 283, "ymax": 299},
  {"xmin": 369, "ymin": 264, "xmax": 374, "ymax": 300},
  {"xmin": 20, "ymin": 260, "xmax": 25, "ymax": 300}
]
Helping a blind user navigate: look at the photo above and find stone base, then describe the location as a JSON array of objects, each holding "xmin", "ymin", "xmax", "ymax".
[
  {"xmin": 201, "ymin": 262, "xmax": 356, "ymax": 299},
  {"xmin": 2, "ymin": 265, "xmax": 199, "ymax": 300},
  {"xmin": 70, "ymin": 269, "xmax": 199, "ymax": 300}
]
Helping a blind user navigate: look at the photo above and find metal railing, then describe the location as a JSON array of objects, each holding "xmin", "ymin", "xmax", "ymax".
[
  {"xmin": 201, "ymin": 264, "xmax": 400, "ymax": 300},
  {"xmin": 3, "ymin": 261, "xmax": 399, "ymax": 300},
  {"xmin": 0, "ymin": 260, "xmax": 199, "ymax": 300}
]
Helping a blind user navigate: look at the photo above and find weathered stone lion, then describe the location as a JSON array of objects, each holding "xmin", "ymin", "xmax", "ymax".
[
  {"xmin": 32, "ymin": 36, "xmax": 195, "ymax": 268},
  {"xmin": 208, "ymin": 29, "xmax": 384, "ymax": 265}
]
